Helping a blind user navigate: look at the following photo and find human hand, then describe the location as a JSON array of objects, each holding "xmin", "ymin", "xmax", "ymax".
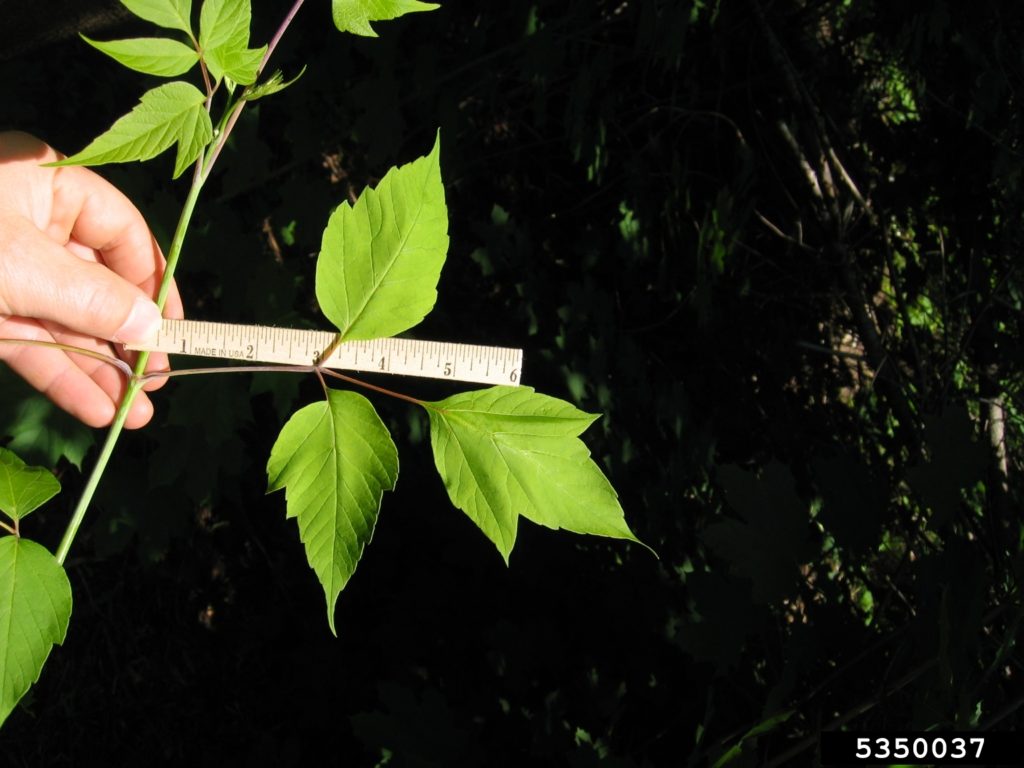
[{"xmin": 0, "ymin": 131, "xmax": 184, "ymax": 429}]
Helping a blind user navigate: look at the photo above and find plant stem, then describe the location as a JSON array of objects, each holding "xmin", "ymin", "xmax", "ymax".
[
  {"xmin": 198, "ymin": 57, "xmax": 214, "ymax": 107},
  {"xmin": 321, "ymin": 369, "xmax": 426, "ymax": 407},
  {"xmin": 314, "ymin": 366, "xmax": 330, "ymax": 398},
  {"xmin": 0, "ymin": 338, "xmax": 133, "ymax": 378},
  {"xmin": 0, "ymin": 337, "xmax": 321, "ymax": 381},
  {"xmin": 204, "ymin": 0, "xmax": 306, "ymax": 175},
  {"xmin": 263, "ymin": 0, "xmax": 306, "ymax": 72},
  {"xmin": 55, "ymin": 380, "xmax": 141, "ymax": 563},
  {"xmin": 142, "ymin": 364, "xmax": 315, "ymax": 380},
  {"xmin": 56, "ymin": 1, "xmax": 308, "ymax": 565},
  {"xmin": 56, "ymin": 173, "xmax": 207, "ymax": 566},
  {"xmin": 156, "ymin": 172, "xmax": 205, "ymax": 310}
]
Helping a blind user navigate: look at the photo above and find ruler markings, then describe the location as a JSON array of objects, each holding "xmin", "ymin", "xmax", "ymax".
[{"xmin": 128, "ymin": 319, "xmax": 524, "ymax": 386}]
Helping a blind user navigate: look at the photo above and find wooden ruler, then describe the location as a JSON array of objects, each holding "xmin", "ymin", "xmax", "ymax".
[{"xmin": 126, "ymin": 319, "xmax": 523, "ymax": 387}]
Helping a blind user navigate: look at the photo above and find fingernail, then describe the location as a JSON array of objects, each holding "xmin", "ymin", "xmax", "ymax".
[{"xmin": 114, "ymin": 298, "xmax": 162, "ymax": 344}]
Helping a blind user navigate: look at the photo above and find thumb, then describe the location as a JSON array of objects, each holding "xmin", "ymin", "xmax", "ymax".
[{"xmin": 0, "ymin": 215, "xmax": 161, "ymax": 343}]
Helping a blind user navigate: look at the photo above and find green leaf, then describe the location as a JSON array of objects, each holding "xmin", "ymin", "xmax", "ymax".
[
  {"xmin": 424, "ymin": 386, "xmax": 643, "ymax": 563},
  {"xmin": 244, "ymin": 66, "xmax": 307, "ymax": 102},
  {"xmin": 316, "ymin": 131, "xmax": 448, "ymax": 340},
  {"xmin": 0, "ymin": 448, "xmax": 60, "ymax": 523},
  {"xmin": 267, "ymin": 391, "xmax": 398, "ymax": 635},
  {"xmin": 82, "ymin": 35, "xmax": 199, "ymax": 77},
  {"xmin": 199, "ymin": 0, "xmax": 266, "ymax": 85},
  {"xmin": 0, "ymin": 370, "xmax": 94, "ymax": 469},
  {"xmin": 120, "ymin": 0, "xmax": 193, "ymax": 35},
  {"xmin": 331, "ymin": 0, "xmax": 440, "ymax": 37},
  {"xmin": 49, "ymin": 81, "xmax": 212, "ymax": 178},
  {"xmin": 172, "ymin": 103, "xmax": 217, "ymax": 178},
  {"xmin": 711, "ymin": 709, "xmax": 794, "ymax": 768},
  {"xmin": 215, "ymin": 46, "xmax": 266, "ymax": 86},
  {"xmin": 0, "ymin": 537, "xmax": 72, "ymax": 727}
]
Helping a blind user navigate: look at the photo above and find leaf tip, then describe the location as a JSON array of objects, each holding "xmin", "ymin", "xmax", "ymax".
[
  {"xmin": 632, "ymin": 533, "xmax": 659, "ymax": 559},
  {"xmin": 327, "ymin": 599, "xmax": 339, "ymax": 637}
]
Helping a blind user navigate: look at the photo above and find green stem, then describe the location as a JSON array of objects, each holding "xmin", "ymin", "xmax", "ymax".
[
  {"xmin": 156, "ymin": 170, "xmax": 205, "ymax": 310},
  {"xmin": 56, "ymin": 167, "xmax": 206, "ymax": 566},
  {"xmin": 55, "ymin": 379, "xmax": 142, "ymax": 563},
  {"xmin": 55, "ymin": 1, "xmax": 309, "ymax": 566}
]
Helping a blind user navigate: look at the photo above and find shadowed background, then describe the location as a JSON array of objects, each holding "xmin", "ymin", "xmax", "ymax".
[{"xmin": 2, "ymin": 1, "xmax": 1023, "ymax": 765}]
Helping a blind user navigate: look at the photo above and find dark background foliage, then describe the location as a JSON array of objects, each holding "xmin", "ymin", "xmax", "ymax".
[{"xmin": 2, "ymin": 0, "xmax": 1023, "ymax": 765}]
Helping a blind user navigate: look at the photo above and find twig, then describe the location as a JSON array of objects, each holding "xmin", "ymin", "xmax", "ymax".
[
  {"xmin": 57, "ymin": 1, "xmax": 311, "ymax": 565},
  {"xmin": 321, "ymin": 368, "xmax": 426, "ymax": 407},
  {"xmin": 140, "ymin": 363, "xmax": 314, "ymax": 381},
  {"xmin": 202, "ymin": 0, "xmax": 306, "ymax": 177},
  {"xmin": 0, "ymin": 337, "xmax": 134, "ymax": 378},
  {"xmin": 262, "ymin": 0, "xmax": 305, "ymax": 73}
]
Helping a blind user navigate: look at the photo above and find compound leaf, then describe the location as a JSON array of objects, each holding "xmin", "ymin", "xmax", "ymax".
[
  {"xmin": 0, "ymin": 448, "xmax": 60, "ymax": 524},
  {"xmin": 267, "ymin": 390, "xmax": 398, "ymax": 635},
  {"xmin": 425, "ymin": 386, "xmax": 643, "ymax": 563},
  {"xmin": 0, "ymin": 537, "xmax": 72, "ymax": 727},
  {"xmin": 331, "ymin": 0, "xmax": 440, "ymax": 37},
  {"xmin": 199, "ymin": 0, "xmax": 265, "ymax": 84},
  {"xmin": 316, "ymin": 131, "xmax": 448, "ymax": 341},
  {"xmin": 82, "ymin": 35, "xmax": 199, "ymax": 77},
  {"xmin": 50, "ymin": 81, "xmax": 212, "ymax": 178},
  {"xmin": 120, "ymin": 0, "xmax": 193, "ymax": 35}
]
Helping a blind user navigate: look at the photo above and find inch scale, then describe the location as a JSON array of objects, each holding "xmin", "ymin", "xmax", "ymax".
[{"xmin": 126, "ymin": 319, "xmax": 523, "ymax": 387}]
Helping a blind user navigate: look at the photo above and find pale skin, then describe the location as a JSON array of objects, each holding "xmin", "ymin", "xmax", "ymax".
[{"xmin": 0, "ymin": 131, "xmax": 183, "ymax": 429}]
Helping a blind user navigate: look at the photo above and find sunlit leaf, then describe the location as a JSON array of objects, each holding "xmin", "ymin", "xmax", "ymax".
[
  {"xmin": 244, "ymin": 66, "xmax": 306, "ymax": 102},
  {"xmin": 267, "ymin": 390, "xmax": 398, "ymax": 635},
  {"xmin": 171, "ymin": 99, "xmax": 217, "ymax": 177},
  {"xmin": 213, "ymin": 45, "xmax": 266, "ymax": 86},
  {"xmin": 316, "ymin": 131, "xmax": 448, "ymax": 340},
  {"xmin": 120, "ymin": 0, "xmax": 193, "ymax": 35},
  {"xmin": 49, "ymin": 82, "xmax": 212, "ymax": 178},
  {"xmin": 199, "ymin": 0, "xmax": 265, "ymax": 84},
  {"xmin": 0, "ymin": 537, "xmax": 72, "ymax": 727},
  {"xmin": 0, "ymin": 448, "xmax": 60, "ymax": 523},
  {"xmin": 331, "ymin": 0, "xmax": 440, "ymax": 37},
  {"xmin": 82, "ymin": 35, "xmax": 199, "ymax": 77},
  {"xmin": 425, "ymin": 386, "xmax": 644, "ymax": 562}
]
